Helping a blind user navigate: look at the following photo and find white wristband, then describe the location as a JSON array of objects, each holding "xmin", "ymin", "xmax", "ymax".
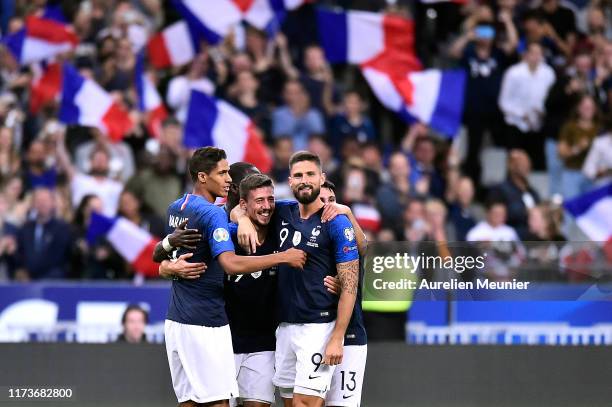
[{"xmin": 162, "ymin": 236, "xmax": 174, "ymax": 252}]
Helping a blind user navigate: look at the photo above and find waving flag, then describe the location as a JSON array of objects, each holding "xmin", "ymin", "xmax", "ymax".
[
  {"xmin": 135, "ymin": 53, "xmax": 167, "ymax": 137},
  {"xmin": 147, "ymin": 20, "xmax": 199, "ymax": 68},
  {"xmin": 184, "ymin": 90, "xmax": 272, "ymax": 173},
  {"xmin": 87, "ymin": 213, "xmax": 160, "ymax": 278},
  {"xmin": 1, "ymin": 15, "xmax": 78, "ymax": 65},
  {"xmin": 59, "ymin": 64, "xmax": 133, "ymax": 141},
  {"xmin": 30, "ymin": 61, "xmax": 62, "ymax": 114},
  {"xmin": 173, "ymin": 0, "xmax": 307, "ymax": 44},
  {"xmin": 564, "ymin": 183, "xmax": 612, "ymax": 243},
  {"xmin": 317, "ymin": 8, "xmax": 465, "ymax": 136}
]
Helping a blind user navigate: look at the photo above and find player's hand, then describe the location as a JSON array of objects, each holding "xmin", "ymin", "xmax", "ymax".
[
  {"xmin": 321, "ymin": 203, "xmax": 349, "ymax": 223},
  {"xmin": 283, "ymin": 248, "xmax": 307, "ymax": 269},
  {"xmin": 168, "ymin": 219, "xmax": 201, "ymax": 250},
  {"xmin": 237, "ymin": 216, "xmax": 260, "ymax": 254},
  {"xmin": 324, "ymin": 275, "xmax": 340, "ymax": 296},
  {"xmin": 161, "ymin": 253, "xmax": 207, "ymax": 279},
  {"xmin": 323, "ymin": 336, "xmax": 343, "ymax": 365}
]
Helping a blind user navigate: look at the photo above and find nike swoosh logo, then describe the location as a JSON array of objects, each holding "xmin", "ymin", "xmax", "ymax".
[
  {"xmin": 282, "ymin": 221, "xmax": 289, "ymax": 225},
  {"xmin": 342, "ymin": 395, "xmax": 354, "ymax": 399},
  {"xmin": 308, "ymin": 375, "xmax": 320, "ymax": 379}
]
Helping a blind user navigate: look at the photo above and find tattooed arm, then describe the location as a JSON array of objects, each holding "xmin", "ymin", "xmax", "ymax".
[{"xmin": 324, "ymin": 259, "xmax": 359, "ymax": 365}]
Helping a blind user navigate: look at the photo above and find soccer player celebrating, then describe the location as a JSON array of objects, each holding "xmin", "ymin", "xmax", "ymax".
[
  {"xmin": 156, "ymin": 147, "xmax": 305, "ymax": 407},
  {"xmin": 319, "ymin": 181, "xmax": 368, "ymax": 407},
  {"xmin": 238, "ymin": 151, "xmax": 359, "ymax": 407}
]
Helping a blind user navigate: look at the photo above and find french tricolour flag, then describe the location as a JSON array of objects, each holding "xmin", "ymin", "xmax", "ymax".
[
  {"xmin": 135, "ymin": 52, "xmax": 167, "ymax": 137},
  {"xmin": 59, "ymin": 64, "xmax": 133, "ymax": 141},
  {"xmin": 564, "ymin": 183, "xmax": 612, "ymax": 243},
  {"xmin": 317, "ymin": 9, "xmax": 465, "ymax": 136},
  {"xmin": 173, "ymin": 0, "xmax": 307, "ymax": 43},
  {"xmin": 352, "ymin": 203, "xmax": 381, "ymax": 233},
  {"xmin": 184, "ymin": 90, "xmax": 272, "ymax": 173},
  {"xmin": 2, "ymin": 15, "xmax": 78, "ymax": 65},
  {"xmin": 147, "ymin": 20, "xmax": 199, "ymax": 68},
  {"xmin": 87, "ymin": 213, "xmax": 160, "ymax": 278},
  {"xmin": 30, "ymin": 61, "xmax": 62, "ymax": 114}
]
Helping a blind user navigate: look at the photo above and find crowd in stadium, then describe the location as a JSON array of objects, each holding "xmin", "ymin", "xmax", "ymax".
[{"xmin": 0, "ymin": 0, "xmax": 610, "ymax": 282}]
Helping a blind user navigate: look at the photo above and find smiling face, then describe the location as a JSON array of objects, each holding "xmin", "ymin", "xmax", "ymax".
[
  {"xmin": 242, "ymin": 186, "xmax": 275, "ymax": 227},
  {"xmin": 201, "ymin": 159, "xmax": 232, "ymax": 199},
  {"xmin": 289, "ymin": 160, "xmax": 324, "ymax": 205}
]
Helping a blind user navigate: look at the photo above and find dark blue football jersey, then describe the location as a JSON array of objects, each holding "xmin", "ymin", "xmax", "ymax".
[
  {"xmin": 273, "ymin": 200, "xmax": 359, "ymax": 323},
  {"xmin": 165, "ymin": 194, "xmax": 235, "ymax": 327},
  {"xmin": 224, "ymin": 223, "xmax": 278, "ymax": 354}
]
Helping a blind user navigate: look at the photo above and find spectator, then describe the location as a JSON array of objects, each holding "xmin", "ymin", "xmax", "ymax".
[
  {"xmin": 74, "ymin": 134, "xmax": 136, "ymax": 183},
  {"xmin": 117, "ymin": 189, "xmax": 165, "ymax": 238},
  {"xmin": 536, "ymin": 0, "xmax": 577, "ymax": 59},
  {"xmin": 126, "ymin": 145, "xmax": 182, "ymax": 219},
  {"xmin": 583, "ymin": 130, "xmax": 612, "ymax": 185},
  {"xmin": 307, "ymin": 135, "xmax": 338, "ymax": 175},
  {"xmin": 466, "ymin": 200, "xmax": 520, "ymax": 242},
  {"xmin": 0, "ymin": 194, "xmax": 17, "ymax": 280},
  {"xmin": 166, "ymin": 53, "xmax": 215, "ymax": 122},
  {"xmin": 269, "ymin": 136, "xmax": 293, "ymax": 184},
  {"xmin": 116, "ymin": 304, "xmax": 148, "ymax": 343},
  {"xmin": 425, "ymin": 198, "xmax": 454, "ymax": 242},
  {"xmin": 402, "ymin": 198, "xmax": 428, "ymax": 242},
  {"xmin": 227, "ymin": 71, "xmax": 270, "ymax": 137},
  {"xmin": 542, "ymin": 51, "xmax": 593, "ymax": 197},
  {"xmin": 21, "ymin": 139, "xmax": 58, "ymax": 191},
  {"xmin": 499, "ymin": 42, "xmax": 556, "ymax": 168},
  {"xmin": 0, "ymin": 126, "xmax": 19, "ymax": 181},
  {"xmin": 329, "ymin": 91, "xmax": 376, "ymax": 155},
  {"xmin": 519, "ymin": 12, "xmax": 568, "ymax": 65},
  {"xmin": 557, "ymin": 94, "xmax": 601, "ymax": 198},
  {"xmin": 272, "ymin": 79, "xmax": 325, "ymax": 151},
  {"xmin": 402, "ymin": 123, "xmax": 445, "ymax": 198},
  {"xmin": 1, "ymin": 176, "xmax": 29, "ymax": 226},
  {"xmin": 526, "ymin": 203, "xmax": 565, "ymax": 241},
  {"xmin": 450, "ymin": 5, "xmax": 517, "ymax": 184},
  {"xmin": 488, "ymin": 149, "xmax": 540, "ymax": 239},
  {"xmin": 447, "ymin": 176, "xmax": 483, "ymax": 241},
  {"xmin": 376, "ymin": 151, "xmax": 412, "ymax": 231},
  {"xmin": 279, "ymin": 41, "xmax": 338, "ymax": 116},
  {"xmin": 56, "ymin": 132, "xmax": 124, "ymax": 217},
  {"xmin": 15, "ymin": 188, "xmax": 73, "ymax": 281}
]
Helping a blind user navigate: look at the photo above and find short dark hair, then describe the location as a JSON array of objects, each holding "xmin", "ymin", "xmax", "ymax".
[
  {"xmin": 239, "ymin": 173, "xmax": 274, "ymax": 200},
  {"xmin": 188, "ymin": 147, "xmax": 226, "ymax": 182},
  {"xmin": 289, "ymin": 151, "xmax": 321, "ymax": 171},
  {"xmin": 121, "ymin": 304, "xmax": 149, "ymax": 325},
  {"xmin": 321, "ymin": 180, "xmax": 336, "ymax": 195},
  {"xmin": 485, "ymin": 199, "xmax": 506, "ymax": 211},
  {"xmin": 229, "ymin": 162, "xmax": 260, "ymax": 187}
]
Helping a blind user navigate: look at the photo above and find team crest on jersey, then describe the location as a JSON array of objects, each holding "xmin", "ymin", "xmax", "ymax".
[
  {"xmin": 307, "ymin": 226, "xmax": 321, "ymax": 248},
  {"xmin": 311, "ymin": 226, "xmax": 321, "ymax": 237},
  {"xmin": 292, "ymin": 231, "xmax": 302, "ymax": 246},
  {"xmin": 344, "ymin": 227, "xmax": 355, "ymax": 242},
  {"xmin": 213, "ymin": 228, "xmax": 229, "ymax": 242},
  {"xmin": 251, "ymin": 271, "xmax": 262, "ymax": 279}
]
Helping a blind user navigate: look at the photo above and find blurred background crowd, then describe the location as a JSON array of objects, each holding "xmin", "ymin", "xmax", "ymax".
[{"xmin": 0, "ymin": 0, "xmax": 610, "ymax": 283}]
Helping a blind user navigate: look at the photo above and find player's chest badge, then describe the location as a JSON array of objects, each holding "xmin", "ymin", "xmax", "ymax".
[
  {"xmin": 307, "ymin": 226, "xmax": 321, "ymax": 248},
  {"xmin": 251, "ymin": 271, "xmax": 262, "ymax": 279},
  {"xmin": 292, "ymin": 231, "xmax": 302, "ymax": 246}
]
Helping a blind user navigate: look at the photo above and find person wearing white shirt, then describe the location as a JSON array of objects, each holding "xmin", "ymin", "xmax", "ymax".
[
  {"xmin": 466, "ymin": 201, "xmax": 520, "ymax": 242},
  {"xmin": 55, "ymin": 133, "xmax": 123, "ymax": 217},
  {"xmin": 582, "ymin": 132, "xmax": 612, "ymax": 185},
  {"xmin": 499, "ymin": 43, "xmax": 556, "ymax": 169}
]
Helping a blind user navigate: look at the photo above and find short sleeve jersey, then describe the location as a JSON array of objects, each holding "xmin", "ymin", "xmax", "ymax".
[
  {"xmin": 273, "ymin": 200, "xmax": 359, "ymax": 323},
  {"xmin": 165, "ymin": 194, "xmax": 234, "ymax": 326}
]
